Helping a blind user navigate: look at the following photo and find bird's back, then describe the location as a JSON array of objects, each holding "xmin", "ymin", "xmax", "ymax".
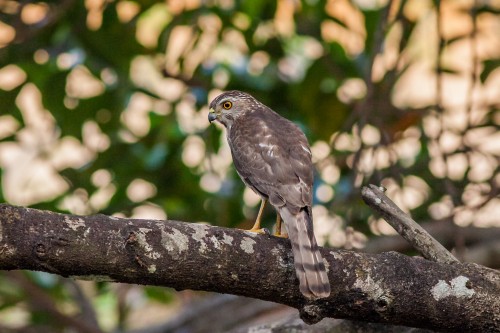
[{"xmin": 229, "ymin": 106, "xmax": 313, "ymax": 211}]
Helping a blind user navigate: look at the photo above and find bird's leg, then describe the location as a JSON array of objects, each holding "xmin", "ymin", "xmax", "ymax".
[
  {"xmin": 246, "ymin": 199, "xmax": 267, "ymax": 234},
  {"xmin": 274, "ymin": 213, "xmax": 288, "ymax": 238}
]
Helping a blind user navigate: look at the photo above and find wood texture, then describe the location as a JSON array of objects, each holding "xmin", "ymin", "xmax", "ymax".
[{"xmin": 0, "ymin": 204, "xmax": 499, "ymax": 332}]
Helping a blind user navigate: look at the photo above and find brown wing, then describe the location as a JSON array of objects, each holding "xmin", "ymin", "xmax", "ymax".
[
  {"xmin": 228, "ymin": 106, "xmax": 313, "ymax": 213},
  {"xmin": 227, "ymin": 102, "xmax": 330, "ymax": 299}
]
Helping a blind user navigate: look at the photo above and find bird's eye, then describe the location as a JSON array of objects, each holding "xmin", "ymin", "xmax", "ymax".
[{"xmin": 222, "ymin": 101, "xmax": 232, "ymax": 110}]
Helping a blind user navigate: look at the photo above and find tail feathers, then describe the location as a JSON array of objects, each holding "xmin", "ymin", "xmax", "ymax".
[{"xmin": 280, "ymin": 207, "xmax": 331, "ymax": 299}]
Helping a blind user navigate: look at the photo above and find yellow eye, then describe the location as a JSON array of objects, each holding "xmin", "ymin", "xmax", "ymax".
[{"xmin": 222, "ymin": 101, "xmax": 232, "ymax": 110}]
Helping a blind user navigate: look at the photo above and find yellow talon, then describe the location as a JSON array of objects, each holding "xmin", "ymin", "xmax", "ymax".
[
  {"xmin": 242, "ymin": 198, "xmax": 287, "ymax": 237},
  {"xmin": 243, "ymin": 199, "xmax": 267, "ymax": 234}
]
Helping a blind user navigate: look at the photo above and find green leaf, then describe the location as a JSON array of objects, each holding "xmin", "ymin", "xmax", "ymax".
[{"xmin": 480, "ymin": 59, "xmax": 500, "ymax": 83}]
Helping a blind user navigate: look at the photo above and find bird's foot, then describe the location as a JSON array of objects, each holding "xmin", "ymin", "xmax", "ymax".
[
  {"xmin": 273, "ymin": 214, "xmax": 287, "ymax": 238},
  {"xmin": 273, "ymin": 231, "xmax": 288, "ymax": 238}
]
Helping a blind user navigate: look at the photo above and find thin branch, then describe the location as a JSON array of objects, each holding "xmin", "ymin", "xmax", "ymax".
[
  {"xmin": 465, "ymin": 0, "xmax": 479, "ymax": 133},
  {"xmin": 65, "ymin": 279, "xmax": 101, "ymax": 330},
  {"xmin": 364, "ymin": 219, "xmax": 500, "ymax": 267},
  {"xmin": 433, "ymin": 0, "xmax": 462, "ymax": 206},
  {"xmin": 5, "ymin": 271, "xmax": 103, "ymax": 333},
  {"xmin": 361, "ymin": 184, "xmax": 459, "ymax": 265},
  {"xmin": 126, "ymin": 295, "xmax": 288, "ymax": 333}
]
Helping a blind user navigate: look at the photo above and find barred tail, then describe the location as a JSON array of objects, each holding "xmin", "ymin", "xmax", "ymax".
[{"xmin": 279, "ymin": 207, "xmax": 330, "ymax": 299}]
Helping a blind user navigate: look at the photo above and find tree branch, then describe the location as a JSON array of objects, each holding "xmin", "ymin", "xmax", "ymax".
[
  {"xmin": 126, "ymin": 294, "xmax": 289, "ymax": 333},
  {"xmin": 5, "ymin": 271, "xmax": 103, "ymax": 333},
  {"xmin": 361, "ymin": 184, "xmax": 459, "ymax": 264},
  {"xmin": 364, "ymin": 220, "xmax": 500, "ymax": 268},
  {"xmin": 0, "ymin": 204, "xmax": 499, "ymax": 332}
]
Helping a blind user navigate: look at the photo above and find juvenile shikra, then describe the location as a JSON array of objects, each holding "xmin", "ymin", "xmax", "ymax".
[{"xmin": 208, "ymin": 90, "xmax": 330, "ymax": 299}]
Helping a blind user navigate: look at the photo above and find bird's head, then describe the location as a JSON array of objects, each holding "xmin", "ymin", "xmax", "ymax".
[{"xmin": 208, "ymin": 90, "xmax": 259, "ymax": 128}]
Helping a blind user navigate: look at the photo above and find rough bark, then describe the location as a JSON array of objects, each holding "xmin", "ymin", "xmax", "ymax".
[
  {"xmin": 361, "ymin": 185, "xmax": 459, "ymax": 265},
  {"xmin": 0, "ymin": 204, "xmax": 499, "ymax": 332}
]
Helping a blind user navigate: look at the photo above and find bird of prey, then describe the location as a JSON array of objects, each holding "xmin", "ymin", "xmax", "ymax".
[{"xmin": 208, "ymin": 90, "xmax": 330, "ymax": 299}]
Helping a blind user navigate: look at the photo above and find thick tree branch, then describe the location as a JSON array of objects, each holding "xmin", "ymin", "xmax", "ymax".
[
  {"xmin": 361, "ymin": 185, "xmax": 459, "ymax": 264},
  {"xmin": 0, "ymin": 204, "xmax": 499, "ymax": 332}
]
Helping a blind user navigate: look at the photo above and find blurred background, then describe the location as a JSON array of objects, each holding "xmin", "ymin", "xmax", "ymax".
[{"xmin": 0, "ymin": 0, "xmax": 499, "ymax": 332}]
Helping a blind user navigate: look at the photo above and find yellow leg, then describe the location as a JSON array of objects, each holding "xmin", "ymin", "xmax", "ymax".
[
  {"xmin": 247, "ymin": 199, "xmax": 267, "ymax": 234},
  {"xmin": 274, "ymin": 214, "xmax": 288, "ymax": 238}
]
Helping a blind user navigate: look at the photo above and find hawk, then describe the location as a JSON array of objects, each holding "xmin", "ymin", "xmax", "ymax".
[{"xmin": 208, "ymin": 90, "xmax": 330, "ymax": 299}]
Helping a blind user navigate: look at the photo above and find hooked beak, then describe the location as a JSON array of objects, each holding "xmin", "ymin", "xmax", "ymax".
[{"xmin": 208, "ymin": 108, "xmax": 218, "ymax": 123}]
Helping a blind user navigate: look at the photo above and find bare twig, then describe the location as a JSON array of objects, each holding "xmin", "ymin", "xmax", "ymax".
[
  {"xmin": 65, "ymin": 280, "xmax": 101, "ymax": 330},
  {"xmin": 361, "ymin": 184, "xmax": 459, "ymax": 265},
  {"xmin": 433, "ymin": 0, "xmax": 461, "ymax": 206},
  {"xmin": 6, "ymin": 272, "xmax": 103, "ymax": 333},
  {"xmin": 126, "ymin": 295, "xmax": 289, "ymax": 333},
  {"xmin": 364, "ymin": 220, "xmax": 500, "ymax": 267}
]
